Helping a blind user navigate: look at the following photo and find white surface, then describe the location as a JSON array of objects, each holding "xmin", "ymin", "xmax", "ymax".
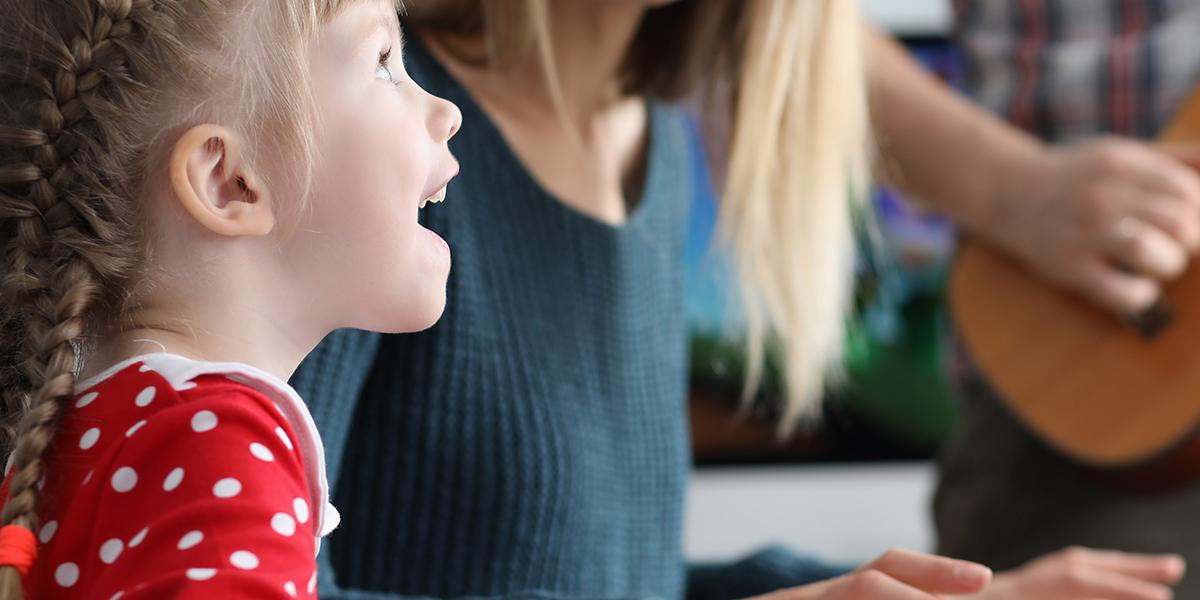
[
  {"xmin": 861, "ymin": 0, "xmax": 953, "ymax": 37},
  {"xmin": 685, "ymin": 462, "xmax": 937, "ymax": 566}
]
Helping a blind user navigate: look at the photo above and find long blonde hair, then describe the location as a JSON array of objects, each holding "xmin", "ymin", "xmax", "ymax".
[
  {"xmin": 0, "ymin": 1, "xmax": 380, "ymax": 595},
  {"xmin": 406, "ymin": 0, "xmax": 871, "ymax": 430}
]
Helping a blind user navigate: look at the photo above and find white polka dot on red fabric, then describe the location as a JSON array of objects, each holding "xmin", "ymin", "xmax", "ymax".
[
  {"xmin": 213, "ymin": 477, "xmax": 241, "ymax": 498},
  {"xmin": 271, "ymin": 512, "xmax": 296, "ymax": 536},
  {"xmin": 39, "ymin": 520, "xmax": 57, "ymax": 543},
  {"xmin": 177, "ymin": 530, "xmax": 203, "ymax": 550},
  {"xmin": 284, "ymin": 581, "xmax": 297, "ymax": 597},
  {"xmin": 293, "ymin": 497, "xmax": 309, "ymax": 524},
  {"xmin": 111, "ymin": 467, "xmax": 137, "ymax": 492},
  {"xmin": 185, "ymin": 568, "xmax": 216, "ymax": 581},
  {"xmin": 191, "ymin": 410, "xmax": 218, "ymax": 432},
  {"xmin": 79, "ymin": 427, "xmax": 100, "ymax": 450},
  {"xmin": 275, "ymin": 426, "xmax": 293, "ymax": 451},
  {"xmin": 125, "ymin": 420, "xmax": 147, "ymax": 437},
  {"xmin": 134, "ymin": 386, "xmax": 156, "ymax": 407},
  {"xmin": 99, "ymin": 538, "xmax": 123, "ymax": 564},
  {"xmin": 163, "ymin": 467, "xmax": 184, "ymax": 491},
  {"xmin": 249, "ymin": 442, "xmax": 274, "ymax": 462},
  {"xmin": 110, "ymin": 592, "xmax": 124, "ymax": 600},
  {"xmin": 229, "ymin": 550, "xmax": 258, "ymax": 570},
  {"xmin": 75, "ymin": 391, "xmax": 99, "ymax": 408},
  {"xmin": 308, "ymin": 571, "xmax": 317, "ymax": 594},
  {"xmin": 128, "ymin": 527, "xmax": 148, "ymax": 548},
  {"xmin": 55, "ymin": 562, "xmax": 79, "ymax": 587}
]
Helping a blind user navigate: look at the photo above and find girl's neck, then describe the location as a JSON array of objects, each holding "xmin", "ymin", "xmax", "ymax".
[{"xmin": 83, "ymin": 300, "xmax": 314, "ymax": 385}]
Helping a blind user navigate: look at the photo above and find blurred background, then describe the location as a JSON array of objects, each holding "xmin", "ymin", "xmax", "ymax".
[{"xmin": 685, "ymin": 0, "xmax": 957, "ymax": 565}]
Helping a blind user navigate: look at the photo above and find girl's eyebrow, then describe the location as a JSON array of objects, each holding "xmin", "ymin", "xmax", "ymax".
[
  {"xmin": 371, "ymin": 11, "xmax": 401, "ymax": 43},
  {"xmin": 353, "ymin": 12, "xmax": 402, "ymax": 56}
]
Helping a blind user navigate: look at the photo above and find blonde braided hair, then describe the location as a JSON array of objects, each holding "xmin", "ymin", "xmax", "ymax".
[
  {"xmin": 0, "ymin": 0, "xmax": 372, "ymax": 594},
  {"xmin": 0, "ymin": 4, "xmax": 160, "ymax": 594}
]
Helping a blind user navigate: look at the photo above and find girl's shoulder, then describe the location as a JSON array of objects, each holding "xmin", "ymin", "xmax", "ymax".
[
  {"xmin": 66, "ymin": 353, "xmax": 331, "ymax": 525},
  {"xmin": 7, "ymin": 354, "xmax": 332, "ymax": 598}
]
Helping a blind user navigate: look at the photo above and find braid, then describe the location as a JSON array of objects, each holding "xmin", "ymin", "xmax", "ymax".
[
  {"xmin": 0, "ymin": 0, "xmax": 358, "ymax": 592},
  {"xmin": 0, "ymin": 1, "xmax": 155, "ymax": 595}
]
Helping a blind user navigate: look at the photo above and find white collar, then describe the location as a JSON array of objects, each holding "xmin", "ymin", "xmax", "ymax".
[{"xmin": 77, "ymin": 353, "xmax": 340, "ymax": 543}]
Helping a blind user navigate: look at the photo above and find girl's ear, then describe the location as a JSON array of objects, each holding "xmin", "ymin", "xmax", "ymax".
[{"xmin": 169, "ymin": 124, "xmax": 275, "ymax": 237}]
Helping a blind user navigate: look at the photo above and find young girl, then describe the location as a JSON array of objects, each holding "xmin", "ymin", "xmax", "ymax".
[{"xmin": 0, "ymin": 0, "xmax": 460, "ymax": 597}]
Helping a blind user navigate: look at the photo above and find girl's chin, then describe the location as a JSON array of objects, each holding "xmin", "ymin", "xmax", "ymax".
[
  {"xmin": 370, "ymin": 290, "xmax": 448, "ymax": 334},
  {"xmin": 420, "ymin": 223, "xmax": 450, "ymax": 259},
  {"xmin": 419, "ymin": 225, "xmax": 452, "ymax": 295},
  {"xmin": 344, "ymin": 227, "xmax": 450, "ymax": 334}
]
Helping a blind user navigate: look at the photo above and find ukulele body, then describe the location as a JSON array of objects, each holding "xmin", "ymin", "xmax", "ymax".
[
  {"xmin": 949, "ymin": 88, "xmax": 1200, "ymax": 490},
  {"xmin": 951, "ymin": 243, "xmax": 1200, "ymax": 490}
]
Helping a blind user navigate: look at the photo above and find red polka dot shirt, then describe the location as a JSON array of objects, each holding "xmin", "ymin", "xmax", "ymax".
[{"xmin": 0, "ymin": 353, "xmax": 338, "ymax": 599}]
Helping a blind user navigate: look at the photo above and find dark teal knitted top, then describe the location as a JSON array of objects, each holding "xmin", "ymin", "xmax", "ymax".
[{"xmin": 291, "ymin": 35, "xmax": 847, "ymax": 600}]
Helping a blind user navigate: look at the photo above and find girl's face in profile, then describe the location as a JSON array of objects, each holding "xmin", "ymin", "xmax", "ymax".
[{"xmin": 285, "ymin": 0, "xmax": 462, "ymax": 335}]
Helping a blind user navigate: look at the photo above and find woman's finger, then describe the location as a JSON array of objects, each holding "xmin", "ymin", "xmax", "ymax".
[
  {"xmin": 1062, "ymin": 547, "xmax": 1186, "ymax": 584},
  {"xmin": 862, "ymin": 548, "xmax": 992, "ymax": 595},
  {"xmin": 745, "ymin": 570, "xmax": 937, "ymax": 600},
  {"xmin": 832, "ymin": 569, "xmax": 938, "ymax": 600},
  {"xmin": 1077, "ymin": 260, "xmax": 1161, "ymax": 315},
  {"xmin": 1130, "ymin": 192, "xmax": 1200, "ymax": 252},
  {"xmin": 1124, "ymin": 142, "xmax": 1200, "ymax": 204},
  {"xmin": 1055, "ymin": 565, "xmax": 1175, "ymax": 600},
  {"xmin": 1102, "ymin": 217, "xmax": 1188, "ymax": 280}
]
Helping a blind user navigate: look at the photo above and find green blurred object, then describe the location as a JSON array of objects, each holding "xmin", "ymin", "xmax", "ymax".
[
  {"xmin": 688, "ymin": 289, "xmax": 959, "ymax": 454},
  {"xmin": 839, "ymin": 291, "xmax": 957, "ymax": 453}
]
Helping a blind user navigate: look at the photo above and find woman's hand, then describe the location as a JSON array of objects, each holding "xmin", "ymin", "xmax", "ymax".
[
  {"xmin": 954, "ymin": 546, "xmax": 1185, "ymax": 600},
  {"xmin": 742, "ymin": 548, "xmax": 992, "ymax": 599},
  {"xmin": 982, "ymin": 137, "xmax": 1200, "ymax": 315}
]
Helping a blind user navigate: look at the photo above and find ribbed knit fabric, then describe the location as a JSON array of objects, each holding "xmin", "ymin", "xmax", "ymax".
[{"xmin": 291, "ymin": 34, "xmax": 851, "ymax": 600}]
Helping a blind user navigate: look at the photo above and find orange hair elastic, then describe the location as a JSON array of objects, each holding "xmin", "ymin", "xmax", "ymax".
[{"xmin": 0, "ymin": 525, "xmax": 37, "ymax": 577}]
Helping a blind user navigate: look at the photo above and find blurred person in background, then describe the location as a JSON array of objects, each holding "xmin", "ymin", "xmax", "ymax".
[
  {"xmin": 935, "ymin": 1, "xmax": 1200, "ymax": 597},
  {"xmin": 292, "ymin": 1, "xmax": 1193, "ymax": 599}
]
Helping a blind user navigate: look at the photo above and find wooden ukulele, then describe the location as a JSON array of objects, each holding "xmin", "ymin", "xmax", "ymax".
[{"xmin": 949, "ymin": 90, "xmax": 1200, "ymax": 491}]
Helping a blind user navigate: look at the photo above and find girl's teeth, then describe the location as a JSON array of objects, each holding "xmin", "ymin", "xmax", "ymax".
[{"xmin": 420, "ymin": 186, "xmax": 447, "ymax": 209}]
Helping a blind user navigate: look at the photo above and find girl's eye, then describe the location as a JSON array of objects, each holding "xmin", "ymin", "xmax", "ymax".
[
  {"xmin": 375, "ymin": 63, "xmax": 394, "ymax": 82},
  {"xmin": 376, "ymin": 47, "xmax": 395, "ymax": 83}
]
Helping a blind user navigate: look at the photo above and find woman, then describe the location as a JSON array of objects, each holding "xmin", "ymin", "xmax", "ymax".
[{"xmin": 293, "ymin": 1, "xmax": 1190, "ymax": 599}]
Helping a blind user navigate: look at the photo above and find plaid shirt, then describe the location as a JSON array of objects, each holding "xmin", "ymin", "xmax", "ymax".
[{"xmin": 953, "ymin": 0, "xmax": 1200, "ymax": 142}]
